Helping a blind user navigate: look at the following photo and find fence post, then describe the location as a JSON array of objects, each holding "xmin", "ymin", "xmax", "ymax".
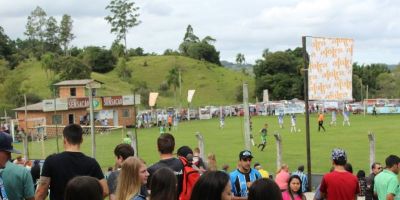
[
  {"xmin": 128, "ymin": 130, "xmax": 138, "ymax": 157},
  {"xmin": 368, "ymin": 132, "xmax": 375, "ymax": 174},
  {"xmin": 195, "ymin": 132, "xmax": 205, "ymax": 159},
  {"xmin": 274, "ymin": 132, "xmax": 282, "ymax": 169}
]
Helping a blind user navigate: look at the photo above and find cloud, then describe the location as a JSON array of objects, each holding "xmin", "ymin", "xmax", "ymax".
[{"xmin": 0, "ymin": 0, "xmax": 399, "ymax": 64}]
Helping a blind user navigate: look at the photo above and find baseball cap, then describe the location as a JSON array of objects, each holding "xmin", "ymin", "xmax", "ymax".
[
  {"xmin": 331, "ymin": 148, "xmax": 346, "ymax": 162},
  {"xmin": 0, "ymin": 132, "xmax": 21, "ymax": 154},
  {"xmin": 239, "ymin": 150, "xmax": 253, "ymax": 160}
]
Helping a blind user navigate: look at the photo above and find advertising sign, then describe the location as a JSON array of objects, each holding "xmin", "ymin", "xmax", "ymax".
[
  {"xmin": 68, "ymin": 97, "xmax": 89, "ymax": 109},
  {"xmin": 149, "ymin": 93, "xmax": 159, "ymax": 107},
  {"xmin": 187, "ymin": 90, "xmax": 196, "ymax": 103},
  {"xmin": 122, "ymin": 95, "xmax": 141, "ymax": 105},
  {"xmin": 103, "ymin": 96, "xmax": 123, "ymax": 106},
  {"xmin": 42, "ymin": 98, "xmax": 68, "ymax": 112},
  {"xmin": 308, "ymin": 37, "xmax": 353, "ymax": 100}
]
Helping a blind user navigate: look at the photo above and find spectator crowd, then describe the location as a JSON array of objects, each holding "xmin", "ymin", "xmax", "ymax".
[{"xmin": 0, "ymin": 124, "xmax": 399, "ymax": 200}]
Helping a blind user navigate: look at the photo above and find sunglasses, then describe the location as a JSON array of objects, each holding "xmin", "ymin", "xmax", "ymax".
[{"xmin": 242, "ymin": 158, "xmax": 252, "ymax": 162}]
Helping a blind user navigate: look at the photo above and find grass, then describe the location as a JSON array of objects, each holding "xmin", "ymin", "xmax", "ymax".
[
  {"xmin": 13, "ymin": 113, "xmax": 400, "ymax": 175},
  {"xmin": 15, "ymin": 56, "xmax": 255, "ymax": 107}
]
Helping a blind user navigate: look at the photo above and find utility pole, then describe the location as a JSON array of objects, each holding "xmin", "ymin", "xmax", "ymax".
[
  {"xmin": 53, "ymin": 87, "xmax": 59, "ymax": 153},
  {"xmin": 302, "ymin": 36, "xmax": 312, "ymax": 192},
  {"xmin": 242, "ymin": 83, "xmax": 251, "ymax": 150},
  {"xmin": 23, "ymin": 94, "xmax": 29, "ymax": 160}
]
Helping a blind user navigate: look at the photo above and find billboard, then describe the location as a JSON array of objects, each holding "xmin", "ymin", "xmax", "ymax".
[
  {"xmin": 308, "ymin": 37, "xmax": 353, "ymax": 100},
  {"xmin": 42, "ymin": 98, "xmax": 68, "ymax": 112}
]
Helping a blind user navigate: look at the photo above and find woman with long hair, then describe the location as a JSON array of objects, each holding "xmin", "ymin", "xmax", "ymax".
[
  {"xmin": 282, "ymin": 175, "xmax": 306, "ymax": 200},
  {"xmin": 115, "ymin": 157, "xmax": 149, "ymax": 200},
  {"xmin": 150, "ymin": 167, "xmax": 177, "ymax": 200},
  {"xmin": 248, "ymin": 178, "xmax": 282, "ymax": 200},
  {"xmin": 190, "ymin": 171, "xmax": 232, "ymax": 200},
  {"xmin": 207, "ymin": 153, "xmax": 218, "ymax": 171}
]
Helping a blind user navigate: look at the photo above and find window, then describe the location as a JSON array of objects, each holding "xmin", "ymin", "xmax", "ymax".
[
  {"xmin": 52, "ymin": 115, "xmax": 62, "ymax": 125},
  {"xmin": 70, "ymin": 88, "xmax": 76, "ymax": 96},
  {"xmin": 122, "ymin": 109, "xmax": 130, "ymax": 118}
]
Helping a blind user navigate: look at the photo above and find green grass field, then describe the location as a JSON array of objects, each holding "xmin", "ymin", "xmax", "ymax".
[
  {"xmin": 13, "ymin": 113, "xmax": 400, "ymax": 175},
  {"xmin": 14, "ymin": 56, "xmax": 254, "ymax": 107}
]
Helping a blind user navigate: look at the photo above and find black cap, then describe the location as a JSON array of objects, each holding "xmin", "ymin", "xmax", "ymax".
[
  {"xmin": 0, "ymin": 132, "xmax": 21, "ymax": 154},
  {"xmin": 239, "ymin": 150, "xmax": 253, "ymax": 160}
]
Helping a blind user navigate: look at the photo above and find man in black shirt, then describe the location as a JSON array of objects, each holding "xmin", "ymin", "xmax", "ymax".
[
  {"xmin": 147, "ymin": 133, "xmax": 183, "ymax": 197},
  {"xmin": 35, "ymin": 124, "xmax": 108, "ymax": 200},
  {"xmin": 365, "ymin": 162, "xmax": 382, "ymax": 200}
]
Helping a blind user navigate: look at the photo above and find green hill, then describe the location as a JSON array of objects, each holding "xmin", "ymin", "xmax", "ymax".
[{"xmin": 17, "ymin": 56, "xmax": 255, "ymax": 107}]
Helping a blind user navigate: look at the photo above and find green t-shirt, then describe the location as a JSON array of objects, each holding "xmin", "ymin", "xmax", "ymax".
[
  {"xmin": 374, "ymin": 169, "xmax": 399, "ymax": 200},
  {"xmin": 0, "ymin": 161, "xmax": 34, "ymax": 200},
  {"xmin": 123, "ymin": 137, "xmax": 132, "ymax": 144}
]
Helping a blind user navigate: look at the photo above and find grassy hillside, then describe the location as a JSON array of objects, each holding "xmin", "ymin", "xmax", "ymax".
[{"xmin": 17, "ymin": 56, "xmax": 255, "ymax": 107}]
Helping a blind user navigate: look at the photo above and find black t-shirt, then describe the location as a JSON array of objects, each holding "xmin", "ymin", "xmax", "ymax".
[
  {"xmin": 41, "ymin": 151, "xmax": 104, "ymax": 200},
  {"xmin": 147, "ymin": 158, "xmax": 183, "ymax": 196}
]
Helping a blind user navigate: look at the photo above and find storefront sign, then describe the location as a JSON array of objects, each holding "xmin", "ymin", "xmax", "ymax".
[
  {"xmin": 122, "ymin": 95, "xmax": 141, "ymax": 105},
  {"xmin": 68, "ymin": 97, "xmax": 89, "ymax": 109},
  {"xmin": 42, "ymin": 98, "xmax": 69, "ymax": 112},
  {"xmin": 103, "ymin": 96, "xmax": 123, "ymax": 106}
]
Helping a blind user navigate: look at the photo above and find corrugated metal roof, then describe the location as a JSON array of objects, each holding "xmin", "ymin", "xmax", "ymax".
[
  {"xmin": 13, "ymin": 102, "xmax": 43, "ymax": 111},
  {"xmin": 53, "ymin": 79, "xmax": 104, "ymax": 86}
]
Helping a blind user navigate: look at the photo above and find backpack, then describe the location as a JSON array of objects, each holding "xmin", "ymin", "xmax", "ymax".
[{"xmin": 178, "ymin": 156, "xmax": 200, "ymax": 200}]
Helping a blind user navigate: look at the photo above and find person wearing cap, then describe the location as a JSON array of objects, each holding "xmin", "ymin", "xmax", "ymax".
[
  {"xmin": 320, "ymin": 148, "xmax": 359, "ymax": 200},
  {"xmin": 229, "ymin": 150, "xmax": 261, "ymax": 199},
  {"xmin": 0, "ymin": 132, "xmax": 35, "ymax": 200},
  {"xmin": 373, "ymin": 155, "xmax": 400, "ymax": 200},
  {"xmin": 35, "ymin": 124, "xmax": 109, "ymax": 200}
]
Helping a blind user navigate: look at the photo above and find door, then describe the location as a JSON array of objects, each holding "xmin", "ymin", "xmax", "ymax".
[
  {"xmin": 68, "ymin": 114, "xmax": 74, "ymax": 124},
  {"xmin": 113, "ymin": 110, "xmax": 119, "ymax": 126}
]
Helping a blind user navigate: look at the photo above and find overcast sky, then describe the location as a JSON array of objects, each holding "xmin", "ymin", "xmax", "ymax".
[{"xmin": 1, "ymin": 0, "xmax": 399, "ymax": 64}]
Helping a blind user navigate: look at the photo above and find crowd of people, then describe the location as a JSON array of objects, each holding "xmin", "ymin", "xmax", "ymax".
[{"xmin": 0, "ymin": 124, "xmax": 399, "ymax": 200}]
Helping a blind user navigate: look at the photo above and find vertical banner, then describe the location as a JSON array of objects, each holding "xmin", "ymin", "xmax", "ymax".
[
  {"xmin": 308, "ymin": 37, "xmax": 353, "ymax": 100},
  {"xmin": 149, "ymin": 92, "xmax": 159, "ymax": 107},
  {"xmin": 263, "ymin": 89, "xmax": 269, "ymax": 103},
  {"xmin": 187, "ymin": 90, "xmax": 196, "ymax": 103}
]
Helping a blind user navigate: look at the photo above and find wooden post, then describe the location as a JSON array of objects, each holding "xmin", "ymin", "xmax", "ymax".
[
  {"xmin": 368, "ymin": 132, "xmax": 375, "ymax": 174},
  {"xmin": 195, "ymin": 132, "xmax": 205, "ymax": 160},
  {"xmin": 274, "ymin": 132, "xmax": 282, "ymax": 169},
  {"xmin": 88, "ymin": 87, "xmax": 96, "ymax": 158}
]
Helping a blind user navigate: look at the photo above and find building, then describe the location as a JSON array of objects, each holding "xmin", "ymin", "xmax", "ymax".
[{"xmin": 13, "ymin": 79, "xmax": 138, "ymax": 138}]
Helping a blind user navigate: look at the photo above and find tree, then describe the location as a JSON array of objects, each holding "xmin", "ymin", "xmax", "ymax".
[
  {"xmin": 105, "ymin": 0, "xmax": 141, "ymax": 53},
  {"xmin": 0, "ymin": 26, "xmax": 18, "ymax": 68},
  {"xmin": 41, "ymin": 52, "xmax": 60, "ymax": 77},
  {"xmin": 24, "ymin": 6, "xmax": 47, "ymax": 41},
  {"xmin": 44, "ymin": 16, "xmax": 60, "ymax": 52},
  {"xmin": 166, "ymin": 66, "xmax": 180, "ymax": 92},
  {"xmin": 254, "ymin": 49, "xmax": 303, "ymax": 100},
  {"xmin": 24, "ymin": 6, "xmax": 47, "ymax": 58},
  {"xmin": 58, "ymin": 56, "xmax": 91, "ymax": 80},
  {"xmin": 59, "ymin": 14, "xmax": 75, "ymax": 55},
  {"xmin": 236, "ymin": 53, "xmax": 245, "ymax": 65},
  {"xmin": 81, "ymin": 46, "xmax": 116, "ymax": 73},
  {"xmin": 115, "ymin": 57, "xmax": 132, "ymax": 81},
  {"xmin": 111, "ymin": 40, "xmax": 125, "ymax": 58}
]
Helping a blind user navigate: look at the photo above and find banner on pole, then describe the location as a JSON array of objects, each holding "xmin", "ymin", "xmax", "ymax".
[
  {"xmin": 187, "ymin": 90, "xmax": 196, "ymax": 103},
  {"xmin": 149, "ymin": 92, "xmax": 159, "ymax": 107},
  {"xmin": 263, "ymin": 89, "xmax": 269, "ymax": 103},
  {"xmin": 308, "ymin": 37, "xmax": 353, "ymax": 100}
]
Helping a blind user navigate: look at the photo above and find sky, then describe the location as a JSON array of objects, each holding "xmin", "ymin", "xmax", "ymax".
[{"xmin": 1, "ymin": 0, "xmax": 399, "ymax": 65}]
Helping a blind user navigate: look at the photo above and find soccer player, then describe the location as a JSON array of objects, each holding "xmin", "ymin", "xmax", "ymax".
[
  {"xmin": 257, "ymin": 124, "xmax": 268, "ymax": 151},
  {"xmin": 290, "ymin": 114, "xmax": 298, "ymax": 133}
]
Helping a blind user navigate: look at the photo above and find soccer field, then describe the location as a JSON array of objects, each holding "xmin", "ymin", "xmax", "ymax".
[{"xmin": 14, "ymin": 113, "xmax": 400, "ymax": 174}]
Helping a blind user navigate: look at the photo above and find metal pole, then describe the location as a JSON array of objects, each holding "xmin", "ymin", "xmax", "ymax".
[
  {"xmin": 302, "ymin": 36, "xmax": 312, "ymax": 191},
  {"xmin": 88, "ymin": 87, "xmax": 96, "ymax": 158},
  {"xmin": 242, "ymin": 83, "xmax": 251, "ymax": 150},
  {"xmin": 53, "ymin": 87, "xmax": 59, "ymax": 153}
]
